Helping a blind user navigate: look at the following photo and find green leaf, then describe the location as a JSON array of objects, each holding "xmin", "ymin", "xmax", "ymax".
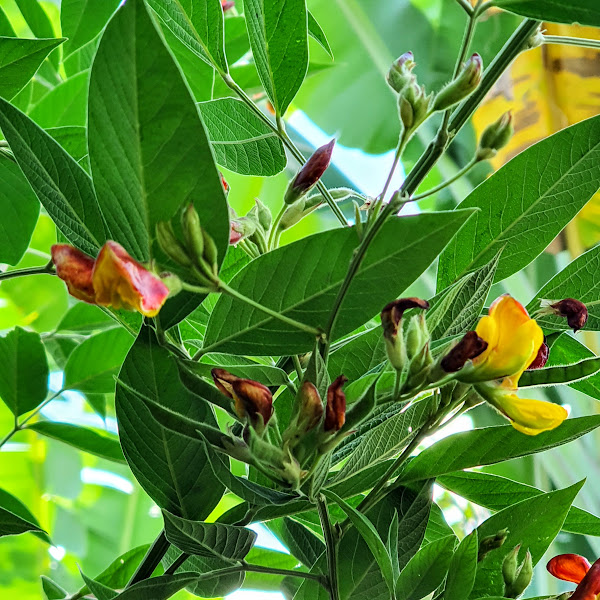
[
  {"xmin": 163, "ymin": 510, "xmax": 256, "ymax": 561},
  {"xmin": 79, "ymin": 571, "xmax": 116, "ymax": 600},
  {"xmin": 225, "ymin": 16, "xmax": 250, "ymax": 65},
  {"xmin": 116, "ymin": 327, "xmax": 225, "ymax": 520},
  {"xmin": 327, "ymin": 490, "xmax": 396, "ymax": 598},
  {"xmin": 518, "ymin": 355, "xmax": 600, "ymax": 388},
  {"xmin": 0, "ymin": 487, "xmax": 50, "ymax": 544},
  {"xmin": 471, "ymin": 482, "xmax": 583, "ymax": 598},
  {"xmin": 112, "ymin": 573, "xmax": 200, "ymax": 600},
  {"xmin": 184, "ymin": 357, "xmax": 291, "ymax": 388},
  {"xmin": 395, "ymin": 536, "xmax": 455, "ymax": 600},
  {"xmin": 204, "ymin": 210, "xmax": 474, "ymax": 355},
  {"xmin": 0, "ymin": 506, "xmax": 45, "ymax": 538},
  {"xmin": 444, "ymin": 530, "xmax": 478, "ymax": 600},
  {"xmin": 438, "ymin": 470, "xmax": 600, "ymax": 537},
  {"xmin": 425, "ymin": 502, "xmax": 457, "ymax": 545},
  {"xmin": 328, "ymin": 327, "xmax": 386, "ymax": 382},
  {"xmin": 88, "ymin": 0, "xmax": 228, "ymax": 262},
  {"xmin": 146, "ymin": 0, "xmax": 227, "ymax": 71},
  {"xmin": 400, "ymin": 416, "xmax": 600, "ymax": 483},
  {"xmin": 308, "ymin": 11, "xmax": 333, "ymax": 59},
  {"xmin": 0, "ymin": 98, "xmax": 105, "ymax": 255},
  {"xmin": 244, "ymin": 0, "xmax": 309, "ymax": 115},
  {"xmin": 25, "ymin": 421, "xmax": 125, "ymax": 463},
  {"xmin": 198, "ymin": 98, "xmax": 287, "ymax": 175},
  {"xmin": 493, "ymin": 0, "xmax": 600, "ymax": 26},
  {"xmin": 438, "ymin": 116, "xmax": 600, "ymax": 288},
  {"xmin": 0, "ymin": 159, "xmax": 39, "ymax": 265},
  {"xmin": 270, "ymin": 517, "xmax": 325, "ymax": 568},
  {"xmin": 16, "ymin": 0, "xmax": 55, "ymax": 39},
  {"xmin": 63, "ymin": 328, "xmax": 133, "ymax": 394},
  {"xmin": 46, "ymin": 126, "xmax": 88, "ymax": 162},
  {"xmin": 527, "ymin": 243, "xmax": 600, "ymax": 331},
  {"xmin": 0, "ymin": 36, "xmax": 64, "ymax": 100},
  {"xmin": 41, "ymin": 576, "xmax": 68, "ymax": 600},
  {"xmin": 0, "ymin": 327, "xmax": 48, "ymax": 417},
  {"xmin": 57, "ymin": 303, "xmax": 115, "ymax": 334},
  {"xmin": 60, "ymin": 0, "xmax": 121, "ymax": 58}
]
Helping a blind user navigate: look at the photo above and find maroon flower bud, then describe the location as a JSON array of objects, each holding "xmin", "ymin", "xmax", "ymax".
[
  {"xmin": 441, "ymin": 331, "xmax": 488, "ymax": 372},
  {"xmin": 527, "ymin": 340, "xmax": 549, "ymax": 370},
  {"xmin": 572, "ymin": 558, "xmax": 600, "ymax": 600},
  {"xmin": 220, "ymin": 172, "xmax": 230, "ymax": 195},
  {"xmin": 551, "ymin": 298, "xmax": 588, "ymax": 332},
  {"xmin": 284, "ymin": 140, "xmax": 335, "ymax": 205},
  {"xmin": 381, "ymin": 297, "xmax": 430, "ymax": 341},
  {"xmin": 324, "ymin": 375, "xmax": 347, "ymax": 432},
  {"xmin": 211, "ymin": 368, "xmax": 273, "ymax": 429},
  {"xmin": 221, "ymin": 0, "xmax": 235, "ymax": 11},
  {"xmin": 298, "ymin": 381, "xmax": 324, "ymax": 431}
]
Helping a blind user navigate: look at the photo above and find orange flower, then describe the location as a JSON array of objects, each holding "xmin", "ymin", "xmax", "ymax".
[
  {"xmin": 51, "ymin": 241, "xmax": 169, "ymax": 317},
  {"xmin": 548, "ymin": 554, "xmax": 600, "ymax": 600}
]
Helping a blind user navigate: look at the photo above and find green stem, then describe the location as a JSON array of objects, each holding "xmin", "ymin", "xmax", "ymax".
[
  {"xmin": 268, "ymin": 204, "xmax": 287, "ymax": 250},
  {"xmin": 378, "ymin": 134, "xmax": 408, "ymax": 202},
  {"xmin": 126, "ymin": 530, "xmax": 170, "ymax": 587},
  {"xmin": 292, "ymin": 354, "xmax": 304, "ymax": 381},
  {"xmin": 165, "ymin": 551, "xmax": 189, "ymax": 575},
  {"xmin": 455, "ymin": 0, "xmax": 474, "ymax": 14},
  {"xmin": 392, "ymin": 370, "xmax": 402, "ymax": 402},
  {"xmin": 242, "ymin": 561, "xmax": 328, "ymax": 585},
  {"xmin": 317, "ymin": 494, "xmax": 340, "ymax": 600},
  {"xmin": 412, "ymin": 158, "xmax": 478, "ymax": 200},
  {"xmin": 219, "ymin": 280, "xmax": 323, "ymax": 338},
  {"xmin": 0, "ymin": 425, "xmax": 18, "ymax": 449},
  {"xmin": 0, "ymin": 261, "xmax": 54, "ymax": 282},
  {"xmin": 543, "ymin": 35, "xmax": 600, "ymax": 50}
]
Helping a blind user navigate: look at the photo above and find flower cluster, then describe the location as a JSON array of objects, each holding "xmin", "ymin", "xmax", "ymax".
[{"xmin": 52, "ymin": 242, "xmax": 170, "ymax": 317}]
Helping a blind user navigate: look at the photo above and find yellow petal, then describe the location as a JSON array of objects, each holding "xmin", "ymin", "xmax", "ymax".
[{"xmin": 495, "ymin": 393, "xmax": 568, "ymax": 436}]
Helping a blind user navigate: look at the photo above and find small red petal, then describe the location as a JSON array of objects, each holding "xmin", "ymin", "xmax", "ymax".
[
  {"xmin": 547, "ymin": 554, "xmax": 591, "ymax": 584},
  {"xmin": 51, "ymin": 244, "xmax": 96, "ymax": 303}
]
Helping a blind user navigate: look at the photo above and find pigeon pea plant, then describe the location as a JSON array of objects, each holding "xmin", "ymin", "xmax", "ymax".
[{"xmin": 2, "ymin": 0, "xmax": 600, "ymax": 599}]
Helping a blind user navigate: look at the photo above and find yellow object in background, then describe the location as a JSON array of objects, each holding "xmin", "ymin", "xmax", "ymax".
[{"xmin": 473, "ymin": 23, "xmax": 600, "ymax": 250}]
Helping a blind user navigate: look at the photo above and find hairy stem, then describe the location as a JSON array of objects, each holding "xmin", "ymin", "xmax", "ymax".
[
  {"xmin": 412, "ymin": 158, "xmax": 478, "ymax": 200},
  {"xmin": 543, "ymin": 35, "xmax": 600, "ymax": 50},
  {"xmin": 0, "ymin": 260, "xmax": 54, "ymax": 282},
  {"xmin": 317, "ymin": 494, "xmax": 340, "ymax": 600}
]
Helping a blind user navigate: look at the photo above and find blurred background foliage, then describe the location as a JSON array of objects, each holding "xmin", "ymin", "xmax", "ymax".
[{"xmin": 1, "ymin": 0, "xmax": 600, "ymax": 598}]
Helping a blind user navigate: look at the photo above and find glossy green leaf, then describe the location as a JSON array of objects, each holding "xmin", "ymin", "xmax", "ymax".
[
  {"xmin": 400, "ymin": 416, "xmax": 600, "ymax": 483},
  {"xmin": 60, "ymin": 0, "xmax": 121, "ymax": 58},
  {"xmin": 244, "ymin": 0, "xmax": 308, "ymax": 115},
  {"xmin": 198, "ymin": 98, "xmax": 287, "ymax": 175},
  {"xmin": 88, "ymin": 0, "xmax": 228, "ymax": 261},
  {"xmin": 0, "ymin": 36, "xmax": 64, "ymax": 100},
  {"xmin": 204, "ymin": 210, "xmax": 474, "ymax": 355},
  {"xmin": 0, "ymin": 506, "xmax": 45, "ymax": 538},
  {"xmin": 112, "ymin": 573, "xmax": 200, "ymax": 600},
  {"xmin": 0, "ymin": 98, "xmax": 105, "ymax": 255},
  {"xmin": 79, "ymin": 571, "xmax": 116, "ymax": 600},
  {"xmin": 41, "ymin": 576, "xmax": 67, "ymax": 600},
  {"xmin": 424, "ymin": 503, "xmax": 457, "ymax": 545},
  {"xmin": 0, "ymin": 159, "xmax": 39, "ymax": 265},
  {"xmin": 493, "ymin": 0, "xmax": 600, "ymax": 26},
  {"xmin": 0, "ymin": 327, "xmax": 48, "ymax": 417},
  {"xmin": 471, "ymin": 482, "xmax": 583, "ymax": 598},
  {"xmin": 163, "ymin": 511, "xmax": 256, "ymax": 560},
  {"xmin": 0, "ymin": 487, "xmax": 49, "ymax": 544},
  {"xmin": 438, "ymin": 116, "xmax": 600, "ymax": 288},
  {"xmin": 395, "ymin": 536, "xmax": 455, "ymax": 600},
  {"xmin": 308, "ymin": 11, "xmax": 333, "ymax": 59},
  {"xmin": 146, "ymin": 0, "xmax": 227, "ymax": 71},
  {"xmin": 63, "ymin": 328, "xmax": 133, "ymax": 394},
  {"xmin": 46, "ymin": 126, "xmax": 88, "ymax": 162},
  {"xmin": 444, "ymin": 530, "xmax": 478, "ymax": 600},
  {"xmin": 528, "ymin": 243, "xmax": 600, "ymax": 331},
  {"xmin": 25, "ymin": 422, "xmax": 125, "ymax": 463},
  {"xmin": 438, "ymin": 470, "xmax": 600, "ymax": 537},
  {"xmin": 116, "ymin": 327, "xmax": 225, "ymax": 519}
]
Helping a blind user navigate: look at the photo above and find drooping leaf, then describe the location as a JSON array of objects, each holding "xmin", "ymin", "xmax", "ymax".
[
  {"xmin": 444, "ymin": 530, "xmax": 478, "ymax": 600},
  {"xmin": 0, "ymin": 487, "xmax": 50, "ymax": 544},
  {"xmin": 0, "ymin": 98, "xmax": 105, "ymax": 255},
  {"xmin": 0, "ymin": 327, "xmax": 48, "ymax": 417},
  {"xmin": 438, "ymin": 116, "xmax": 600, "ymax": 288},
  {"xmin": 400, "ymin": 416, "xmax": 600, "ymax": 483},
  {"xmin": 88, "ymin": 0, "xmax": 228, "ymax": 262},
  {"xmin": 0, "ymin": 159, "xmax": 39, "ymax": 265},
  {"xmin": 25, "ymin": 422, "xmax": 125, "ymax": 463},
  {"xmin": 244, "ymin": 0, "xmax": 309, "ymax": 116},
  {"xmin": 471, "ymin": 482, "xmax": 583, "ymax": 598},
  {"xmin": 41, "ymin": 576, "xmax": 68, "ymax": 600},
  {"xmin": 204, "ymin": 210, "xmax": 475, "ymax": 355},
  {"xmin": 163, "ymin": 511, "xmax": 256, "ymax": 561},
  {"xmin": 0, "ymin": 506, "xmax": 45, "ymax": 538},
  {"xmin": 0, "ymin": 36, "xmax": 64, "ymax": 100},
  {"xmin": 493, "ymin": 0, "xmax": 600, "ymax": 27},
  {"xmin": 198, "ymin": 98, "xmax": 287, "ymax": 175}
]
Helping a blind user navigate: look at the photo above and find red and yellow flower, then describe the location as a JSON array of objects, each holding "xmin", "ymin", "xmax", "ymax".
[
  {"xmin": 547, "ymin": 554, "xmax": 600, "ymax": 600},
  {"xmin": 52, "ymin": 241, "xmax": 169, "ymax": 317}
]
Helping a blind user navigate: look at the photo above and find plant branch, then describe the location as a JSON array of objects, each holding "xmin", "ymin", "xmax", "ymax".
[
  {"xmin": 126, "ymin": 530, "xmax": 170, "ymax": 587},
  {"xmin": 317, "ymin": 494, "xmax": 340, "ymax": 600},
  {"xmin": 412, "ymin": 158, "xmax": 478, "ymax": 200},
  {"xmin": 241, "ymin": 560, "xmax": 328, "ymax": 585},
  {"xmin": 454, "ymin": 0, "xmax": 474, "ymax": 15},
  {"xmin": 0, "ymin": 260, "xmax": 54, "ymax": 282},
  {"xmin": 543, "ymin": 35, "xmax": 600, "ymax": 50}
]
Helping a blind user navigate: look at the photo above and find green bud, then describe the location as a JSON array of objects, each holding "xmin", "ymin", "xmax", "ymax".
[
  {"xmin": 433, "ymin": 53, "xmax": 483, "ymax": 112},
  {"xmin": 155, "ymin": 221, "xmax": 192, "ymax": 267},
  {"xmin": 387, "ymin": 51, "xmax": 415, "ymax": 94},
  {"xmin": 502, "ymin": 545, "xmax": 521, "ymax": 589},
  {"xmin": 353, "ymin": 200, "xmax": 363, "ymax": 240},
  {"xmin": 399, "ymin": 82, "xmax": 432, "ymax": 134},
  {"xmin": 282, "ymin": 382, "xmax": 324, "ymax": 448},
  {"xmin": 279, "ymin": 197, "xmax": 307, "ymax": 231},
  {"xmin": 478, "ymin": 528, "xmax": 508, "ymax": 562},
  {"xmin": 202, "ymin": 228, "xmax": 219, "ymax": 276},
  {"xmin": 477, "ymin": 111, "xmax": 513, "ymax": 161},
  {"xmin": 182, "ymin": 204, "xmax": 205, "ymax": 265},
  {"xmin": 159, "ymin": 272, "xmax": 183, "ymax": 296},
  {"xmin": 255, "ymin": 198, "xmax": 272, "ymax": 232},
  {"xmin": 512, "ymin": 550, "xmax": 533, "ymax": 598}
]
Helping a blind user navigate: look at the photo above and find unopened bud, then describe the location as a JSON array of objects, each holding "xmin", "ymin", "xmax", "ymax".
[
  {"xmin": 550, "ymin": 298, "xmax": 588, "ymax": 332},
  {"xmin": 156, "ymin": 221, "xmax": 192, "ymax": 267},
  {"xmin": 221, "ymin": 0, "xmax": 235, "ymax": 12},
  {"xmin": 220, "ymin": 172, "xmax": 230, "ymax": 195},
  {"xmin": 547, "ymin": 554, "xmax": 591, "ymax": 584},
  {"xmin": 399, "ymin": 83, "xmax": 431, "ymax": 133},
  {"xmin": 433, "ymin": 53, "xmax": 482, "ymax": 112},
  {"xmin": 324, "ymin": 375, "xmax": 347, "ymax": 432},
  {"xmin": 477, "ymin": 111, "xmax": 513, "ymax": 161},
  {"xmin": 387, "ymin": 51, "xmax": 415, "ymax": 94},
  {"xmin": 211, "ymin": 368, "xmax": 273, "ymax": 432},
  {"xmin": 478, "ymin": 528, "xmax": 508, "ymax": 562},
  {"xmin": 254, "ymin": 198, "xmax": 272, "ymax": 232},
  {"xmin": 504, "ymin": 548, "xmax": 532, "ymax": 598},
  {"xmin": 182, "ymin": 204, "xmax": 205, "ymax": 264},
  {"xmin": 201, "ymin": 228, "xmax": 219, "ymax": 275},
  {"xmin": 284, "ymin": 140, "xmax": 335, "ymax": 204},
  {"xmin": 441, "ymin": 331, "xmax": 488, "ymax": 373},
  {"xmin": 298, "ymin": 381, "xmax": 324, "ymax": 431},
  {"xmin": 159, "ymin": 272, "xmax": 183, "ymax": 296},
  {"xmin": 230, "ymin": 221, "xmax": 243, "ymax": 245},
  {"xmin": 527, "ymin": 340, "xmax": 549, "ymax": 370},
  {"xmin": 503, "ymin": 545, "xmax": 521, "ymax": 589}
]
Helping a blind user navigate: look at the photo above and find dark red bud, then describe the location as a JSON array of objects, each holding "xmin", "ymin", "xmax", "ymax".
[
  {"xmin": 221, "ymin": 0, "xmax": 235, "ymax": 11},
  {"xmin": 287, "ymin": 140, "xmax": 335, "ymax": 201},
  {"xmin": 230, "ymin": 221, "xmax": 243, "ymax": 244},
  {"xmin": 572, "ymin": 558, "xmax": 600, "ymax": 600},
  {"xmin": 298, "ymin": 381, "xmax": 324, "ymax": 431},
  {"xmin": 380, "ymin": 297, "xmax": 429, "ymax": 340},
  {"xmin": 325, "ymin": 375, "xmax": 347, "ymax": 432},
  {"xmin": 441, "ymin": 331, "xmax": 488, "ymax": 372},
  {"xmin": 211, "ymin": 368, "xmax": 237, "ymax": 399},
  {"xmin": 527, "ymin": 340, "xmax": 549, "ymax": 370},
  {"xmin": 551, "ymin": 298, "xmax": 588, "ymax": 332}
]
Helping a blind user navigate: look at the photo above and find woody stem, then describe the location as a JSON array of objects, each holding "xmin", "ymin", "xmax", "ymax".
[{"xmin": 0, "ymin": 260, "xmax": 54, "ymax": 281}]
